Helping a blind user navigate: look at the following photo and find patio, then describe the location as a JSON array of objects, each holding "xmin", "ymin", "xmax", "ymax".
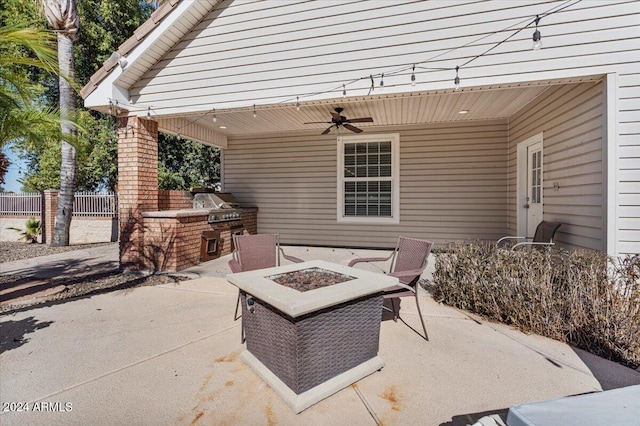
[{"xmin": 2, "ymin": 246, "xmax": 639, "ymax": 425}]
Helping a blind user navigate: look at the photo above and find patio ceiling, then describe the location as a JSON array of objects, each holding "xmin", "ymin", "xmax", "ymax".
[{"xmin": 154, "ymin": 76, "xmax": 602, "ymax": 140}]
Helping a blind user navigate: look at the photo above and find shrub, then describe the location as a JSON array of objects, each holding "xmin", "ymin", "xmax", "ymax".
[
  {"xmin": 7, "ymin": 217, "xmax": 42, "ymax": 243},
  {"xmin": 431, "ymin": 241, "xmax": 640, "ymax": 369}
]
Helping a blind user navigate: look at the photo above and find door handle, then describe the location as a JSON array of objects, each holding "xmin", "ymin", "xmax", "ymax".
[{"xmin": 524, "ymin": 204, "xmax": 530, "ymax": 209}]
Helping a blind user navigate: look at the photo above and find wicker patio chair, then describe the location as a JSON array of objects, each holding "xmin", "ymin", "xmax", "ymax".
[
  {"xmin": 497, "ymin": 221, "xmax": 561, "ymax": 250},
  {"xmin": 348, "ymin": 236, "xmax": 433, "ymax": 341},
  {"xmin": 228, "ymin": 234, "xmax": 303, "ymax": 340}
]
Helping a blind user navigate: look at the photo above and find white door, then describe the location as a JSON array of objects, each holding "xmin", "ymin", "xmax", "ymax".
[{"xmin": 526, "ymin": 142, "xmax": 543, "ymax": 237}]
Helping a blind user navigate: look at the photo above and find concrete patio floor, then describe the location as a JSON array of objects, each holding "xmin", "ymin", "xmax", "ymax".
[{"xmin": 1, "ymin": 246, "xmax": 639, "ymax": 426}]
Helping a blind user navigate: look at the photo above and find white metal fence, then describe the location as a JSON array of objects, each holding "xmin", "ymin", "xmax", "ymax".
[
  {"xmin": 0, "ymin": 193, "xmax": 41, "ymax": 216},
  {"xmin": 0, "ymin": 192, "xmax": 118, "ymax": 217},
  {"xmin": 73, "ymin": 192, "xmax": 118, "ymax": 217}
]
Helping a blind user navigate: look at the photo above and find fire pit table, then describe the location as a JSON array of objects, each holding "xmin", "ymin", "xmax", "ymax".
[{"xmin": 226, "ymin": 260, "xmax": 397, "ymax": 413}]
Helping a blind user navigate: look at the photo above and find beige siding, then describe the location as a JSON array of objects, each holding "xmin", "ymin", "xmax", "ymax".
[
  {"xmin": 225, "ymin": 121, "xmax": 508, "ymax": 248},
  {"xmin": 617, "ymin": 72, "xmax": 640, "ymax": 254},
  {"xmin": 130, "ymin": 0, "xmax": 639, "ymax": 114},
  {"xmin": 508, "ymin": 82, "xmax": 604, "ymax": 250}
]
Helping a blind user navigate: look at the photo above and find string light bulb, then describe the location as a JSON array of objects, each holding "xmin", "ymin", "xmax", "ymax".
[
  {"xmin": 147, "ymin": 106, "xmax": 151, "ymax": 119},
  {"xmin": 295, "ymin": 96, "xmax": 300, "ymax": 111},
  {"xmin": 116, "ymin": 101, "xmax": 122, "ymax": 115},
  {"xmin": 454, "ymin": 66, "xmax": 460, "ymax": 91},
  {"xmin": 342, "ymin": 84, "xmax": 346, "ymax": 98},
  {"xmin": 176, "ymin": 132, "xmax": 181, "ymax": 140},
  {"xmin": 212, "ymin": 108, "xmax": 217, "ymax": 123},
  {"xmin": 411, "ymin": 65, "xmax": 416, "ymax": 87},
  {"xmin": 107, "ymin": 100, "xmax": 113, "ymax": 114},
  {"xmin": 253, "ymin": 104, "xmax": 257, "ymax": 118},
  {"xmin": 379, "ymin": 73, "xmax": 384, "ymax": 91},
  {"xmin": 532, "ymin": 15, "xmax": 542, "ymax": 50}
]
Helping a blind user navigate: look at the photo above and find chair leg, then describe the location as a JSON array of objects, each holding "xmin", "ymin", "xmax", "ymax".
[
  {"xmin": 234, "ymin": 291, "xmax": 242, "ymax": 321},
  {"xmin": 234, "ymin": 291, "xmax": 245, "ymax": 344},
  {"xmin": 414, "ymin": 290, "xmax": 429, "ymax": 341},
  {"xmin": 390, "ymin": 297, "xmax": 399, "ymax": 322}
]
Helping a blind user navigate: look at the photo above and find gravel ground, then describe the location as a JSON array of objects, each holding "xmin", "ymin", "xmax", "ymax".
[
  {"xmin": 0, "ymin": 242, "xmax": 182, "ymax": 314},
  {"xmin": 1, "ymin": 241, "xmax": 115, "ymax": 263}
]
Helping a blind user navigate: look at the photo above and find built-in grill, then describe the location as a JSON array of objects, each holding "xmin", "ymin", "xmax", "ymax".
[{"xmin": 192, "ymin": 192, "xmax": 242, "ymax": 223}]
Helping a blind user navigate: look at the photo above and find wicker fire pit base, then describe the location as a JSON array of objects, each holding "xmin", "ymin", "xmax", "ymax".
[{"xmin": 227, "ymin": 260, "xmax": 397, "ymax": 413}]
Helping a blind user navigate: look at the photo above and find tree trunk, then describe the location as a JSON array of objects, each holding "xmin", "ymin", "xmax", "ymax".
[{"xmin": 51, "ymin": 32, "xmax": 76, "ymax": 246}]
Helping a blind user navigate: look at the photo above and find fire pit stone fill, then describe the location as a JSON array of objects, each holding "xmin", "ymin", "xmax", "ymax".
[{"xmin": 227, "ymin": 260, "xmax": 398, "ymax": 413}]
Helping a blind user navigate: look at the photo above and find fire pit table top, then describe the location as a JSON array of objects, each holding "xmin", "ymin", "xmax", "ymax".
[{"xmin": 226, "ymin": 260, "xmax": 398, "ymax": 317}]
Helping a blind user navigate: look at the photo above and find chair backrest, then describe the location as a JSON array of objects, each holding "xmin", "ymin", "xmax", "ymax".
[
  {"xmin": 390, "ymin": 237, "xmax": 434, "ymax": 284},
  {"xmin": 532, "ymin": 221, "xmax": 561, "ymax": 243},
  {"xmin": 232, "ymin": 233, "xmax": 279, "ymax": 272}
]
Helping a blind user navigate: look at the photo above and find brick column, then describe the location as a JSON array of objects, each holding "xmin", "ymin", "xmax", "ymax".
[
  {"xmin": 42, "ymin": 190, "xmax": 58, "ymax": 244},
  {"xmin": 117, "ymin": 116, "xmax": 158, "ymax": 269}
]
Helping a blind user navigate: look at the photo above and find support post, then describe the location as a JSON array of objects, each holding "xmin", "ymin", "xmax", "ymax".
[{"xmin": 117, "ymin": 116, "xmax": 158, "ymax": 269}]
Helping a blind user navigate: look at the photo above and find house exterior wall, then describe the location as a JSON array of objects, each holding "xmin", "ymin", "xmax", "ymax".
[
  {"xmin": 224, "ymin": 121, "xmax": 508, "ymax": 248},
  {"xmin": 88, "ymin": 0, "xmax": 639, "ymax": 254},
  {"xmin": 508, "ymin": 82, "xmax": 605, "ymax": 251}
]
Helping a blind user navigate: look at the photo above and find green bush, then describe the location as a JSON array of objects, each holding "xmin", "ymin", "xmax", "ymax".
[
  {"xmin": 431, "ymin": 241, "xmax": 640, "ymax": 369},
  {"xmin": 7, "ymin": 216, "xmax": 41, "ymax": 243}
]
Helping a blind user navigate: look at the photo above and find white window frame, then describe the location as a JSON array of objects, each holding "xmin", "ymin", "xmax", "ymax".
[{"xmin": 337, "ymin": 133, "xmax": 400, "ymax": 224}]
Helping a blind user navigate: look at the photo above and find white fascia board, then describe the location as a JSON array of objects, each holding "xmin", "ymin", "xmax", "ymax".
[{"xmin": 84, "ymin": 0, "xmax": 203, "ymax": 112}]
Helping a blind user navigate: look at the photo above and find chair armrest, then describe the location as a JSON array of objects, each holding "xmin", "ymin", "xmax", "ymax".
[
  {"xmin": 388, "ymin": 268, "xmax": 426, "ymax": 285},
  {"xmin": 496, "ymin": 236, "xmax": 531, "ymax": 247},
  {"xmin": 348, "ymin": 252, "xmax": 394, "ymax": 267},
  {"xmin": 384, "ymin": 282, "xmax": 416, "ymax": 294},
  {"xmin": 228, "ymin": 259, "xmax": 242, "ymax": 273},
  {"xmin": 280, "ymin": 248, "xmax": 304, "ymax": 264},
  {"xmin": 512, "ymin": 242, "xmax": 555, "ymax": 250}
]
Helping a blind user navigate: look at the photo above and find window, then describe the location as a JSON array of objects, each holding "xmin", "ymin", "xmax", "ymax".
[{"xmin": 337, "ymin": 133, "xmax": 399, "ymax": 224}]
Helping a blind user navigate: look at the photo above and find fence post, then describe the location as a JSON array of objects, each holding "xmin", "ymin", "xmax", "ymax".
[{"xmin": 42, "ymin": 190, "xmax": 58, "ymax": 245}]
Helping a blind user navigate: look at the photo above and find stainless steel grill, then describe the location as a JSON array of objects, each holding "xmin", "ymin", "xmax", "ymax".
[{"xmin": 192, "ymin": 192, "xmax": 242, "ymax": 223}]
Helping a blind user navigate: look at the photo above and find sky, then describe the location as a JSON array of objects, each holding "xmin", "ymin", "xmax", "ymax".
[{"xmin": 2, "ymin": 146, "xmax": 26, "ymax": 193}]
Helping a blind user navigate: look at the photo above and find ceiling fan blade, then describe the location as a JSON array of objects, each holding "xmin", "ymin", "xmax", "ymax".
[
  {"xmin": 343, "ymin": 124, "xmax": 363, "ymax": 133},
  {"xmin": 321, "ymin": 126, "xmax": 332, "ymax": 135},
  {"xmin": 304, "ymin": 121, "xmax": 331, "ymax": 124},
  {"xmin": 346, "ymin": 117, "xmax": 373, "ymax": 123}
]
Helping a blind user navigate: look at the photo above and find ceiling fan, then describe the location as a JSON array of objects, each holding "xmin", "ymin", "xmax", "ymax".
[{"xmin": 304, "ymin": 107, "xmax": 374, "ymax": 135}]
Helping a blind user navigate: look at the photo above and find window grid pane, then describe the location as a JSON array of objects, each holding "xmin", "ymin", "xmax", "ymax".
[{"xmin": 343, "ymin": 140, "xmax": 393, "ymax": 218}]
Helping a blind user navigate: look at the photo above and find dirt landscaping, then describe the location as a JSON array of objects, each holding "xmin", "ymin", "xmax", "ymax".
[{"xmin": 0, "ymin": 242, "xmax": 182, "ymax": 314}]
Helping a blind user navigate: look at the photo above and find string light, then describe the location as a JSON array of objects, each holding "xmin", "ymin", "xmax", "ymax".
[
  {"xmin": 116, "ymin": 101, "xmax": 121, "ymax": 115},
  {"xmin": 176, "ymin": 132, "xmax": 181, "ymax": 140},
  {"xmin": 532, "ymin": 15, "xmax": 542, "ymax": 50},
  {"xmin": 212, "ymin": 108, "xmax": 217, "ymax": 122},
  {"xmin": 295, "ymin": 96, "xmax": 300, "ymax": 111},
  {"xmin": 108, "ymin": 100, "xmax": 113, "ymax": 114},
  {"xmin": 147, "ymin": 106, "xmax": 151, "ymax": 118},
  {"xmin": 154, "ymin": 2, "xmax": 577, "ymax": 135}
]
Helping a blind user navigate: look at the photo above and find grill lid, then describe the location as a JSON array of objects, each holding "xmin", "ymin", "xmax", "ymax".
[{"xmin": 193, "ymin": 192, "xmax": 239, "ymax": 210}]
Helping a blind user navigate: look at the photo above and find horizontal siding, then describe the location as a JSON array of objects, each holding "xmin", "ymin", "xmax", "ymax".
[
  {"xmin": 617, "ymin": 72, "xmax": 640, "ymax": 254},
  {"xmin": 508, "ymin": 82, "xmax": 604, "ymax": 251},
  {"xmin": 224, "ymin": 121, "xmax": 508, "ymax": 248},
  {"xmin": 130, "ymin": 0, "xmax": 640, "ymax": 114}
]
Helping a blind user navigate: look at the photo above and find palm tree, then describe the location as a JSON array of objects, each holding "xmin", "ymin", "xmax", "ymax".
[
  {"xmin": 43, "ymin": 0, "xmax": 79, "ymax": 246},
  {"xmin": 0, "ymin": 24, "xmax": 60, "ymax": 186}
]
